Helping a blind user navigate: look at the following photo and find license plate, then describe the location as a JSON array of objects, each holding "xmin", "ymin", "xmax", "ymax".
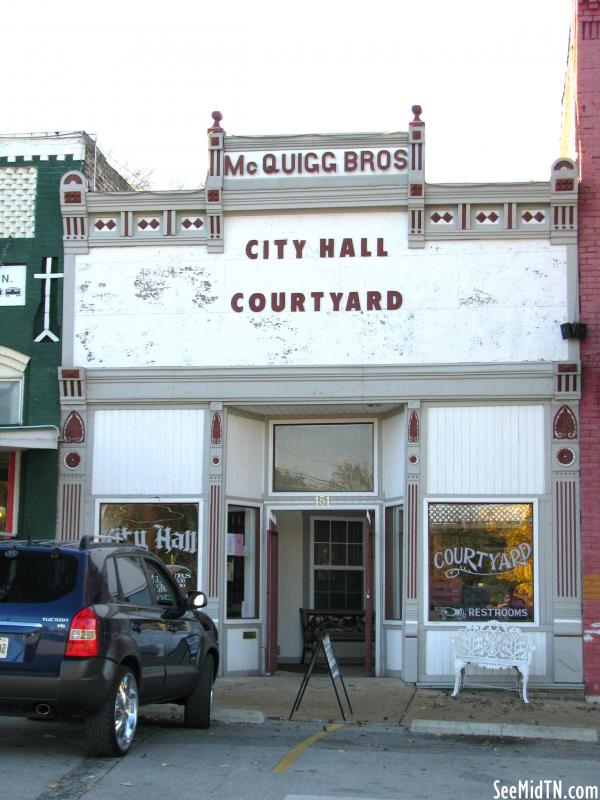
[{"xmin": 0, "ymin": 637, "xmax": 8, "ymax": 659}]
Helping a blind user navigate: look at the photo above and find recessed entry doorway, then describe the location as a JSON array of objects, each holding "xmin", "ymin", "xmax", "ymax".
[{"xmin": 267, "ymin": 508, "xmax": 376, "ymax": 675}]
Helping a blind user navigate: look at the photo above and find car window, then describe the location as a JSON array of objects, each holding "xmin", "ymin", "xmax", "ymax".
[
  {"xmin": 0, "ymin": 550, "xmax": 78, "ymax": 603},
  {"xmin": 105, "ymin": 557, "xmax": 119, "ymax": 600},
  {"xmin": 115, "ymin": 556, "xmax": 152, "ymax": 606},
  {"xmin": 145, "ymin": 560, "xmax": 179, "ymax": 606}
]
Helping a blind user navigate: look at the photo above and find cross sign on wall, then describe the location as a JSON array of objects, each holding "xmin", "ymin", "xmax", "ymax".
[{"xmin": 34, "ymin": 257, "xmax": 63, "ymax": 343}]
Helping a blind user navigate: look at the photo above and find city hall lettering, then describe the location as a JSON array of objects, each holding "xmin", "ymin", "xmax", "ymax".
[
  {"xmin": 225, "ymin": 148, "xmax": 408, "ymax": 178},
  {"xmin": 233, "ymin": 235, "xmax": 400, "ymax": 313},
  {"xmin": 245, "ymin": 238, "xmax": 388, "ymax": 259}
]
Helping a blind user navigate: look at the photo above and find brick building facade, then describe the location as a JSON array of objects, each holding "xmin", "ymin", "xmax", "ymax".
[{"xmin": 576, "ymin": 0, "xmax": 600, "ymax": 698}]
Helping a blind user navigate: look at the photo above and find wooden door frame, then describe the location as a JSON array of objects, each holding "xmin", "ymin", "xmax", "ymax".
[{"xmin": 264, "ymin": 503, "xmax": 381, "ymax": 675}]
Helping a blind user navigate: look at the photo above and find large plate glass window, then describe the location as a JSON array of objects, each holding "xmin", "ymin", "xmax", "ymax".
[
  {"xmin": 226, "ymin": 505, "xmax": 259, "ymax": 619},
  {"xmin": 312, "ymin": 518, "xmax": 364, "ymax": 610},
  {"xmin": 428, "ymin": 502, "xmax": 535, "ymax": 623},
  {"xmin": 273, "ymin": 422, "xmax": 374, "ymax": 493},
  {"xmin": 98, "ymin": 502, "xmax": 200, "ymax": 594}
]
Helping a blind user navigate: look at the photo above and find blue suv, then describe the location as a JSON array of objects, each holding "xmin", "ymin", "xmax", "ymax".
[{"xmin": 0, "ymin": 538, "xmax": 218, "ymax": 757}]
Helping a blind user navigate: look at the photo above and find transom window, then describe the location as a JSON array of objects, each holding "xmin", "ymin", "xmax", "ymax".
[
  {"xmin": 273, "ymin": 422, "xmax": 374, "ymax": 493},
  {"xmin": 312, "ymin": 518, "xmax": 364, "ymax": 610}
]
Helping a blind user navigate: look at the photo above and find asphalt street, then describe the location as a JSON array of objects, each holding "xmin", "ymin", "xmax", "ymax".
[{"xmin": 0, "ymin": 713, "xmax": 598, "ymax": 800}]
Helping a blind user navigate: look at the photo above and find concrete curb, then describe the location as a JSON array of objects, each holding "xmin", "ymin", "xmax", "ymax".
[
  {"xmin": 140, "ymin": 703, "xmax": 266, "ymax": 725},
  {"xmin": 409, "ymin": 719, "xmax": 598, "ymax": 743},
  {"xmin": 213, "ymin": 708, "xmax": 266, "ymax": 725}
]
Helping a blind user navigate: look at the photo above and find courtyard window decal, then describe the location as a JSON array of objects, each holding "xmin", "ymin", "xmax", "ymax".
[
  {"xmin": 428, "ymin": 502, "xmax": 535, "ymax": 623},
  {"xmin": 273, "ymin": 422, "xmax": 374, "ymax": 493},
  {"xmin": 98, "ymin": 502, "xmax": 200, "ymax": 594}
]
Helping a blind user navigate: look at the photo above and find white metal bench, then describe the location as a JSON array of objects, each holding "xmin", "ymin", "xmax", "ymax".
[{"xmin": 451, "ymin": 622, "xmax": 535, "ymax": 704}]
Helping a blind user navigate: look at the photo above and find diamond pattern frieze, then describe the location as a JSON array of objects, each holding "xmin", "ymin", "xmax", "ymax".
[
  {"xmin": 430, "ymin": 211, "xmax": 454, "ymax": 224},
  {"xmin": 475, "ymin": 210, "xmax": 500, "ymax": 224},
  {"xmin": 180, "ymin": 215, "xmax": 205, "ymax": 232},
  {"xmin": 137, "ymin": 217, "xmax": 161, "ymax": 231},
  {"xmin": 94, "ymin": 217, "xmax": 118, "ymax": 232},
  {"xmin": 521, "ymin": 210, "xmax": 545, "ymax": 224}
]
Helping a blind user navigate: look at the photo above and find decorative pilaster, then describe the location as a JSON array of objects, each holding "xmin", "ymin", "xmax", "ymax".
[
  {"xmin": 56, "ymin": 368, "xmax": 87, "ymax": 543},
  {"xmin": 206, "ymin": 111, "xmax": 225, "ymax": 253},
  {"xmin": 550, "ymin": 158, "xmax": 578, "ymax": 245},
  {"xmin": 404, "ymin": 401, "xmax": 422, "ymax": 681},
  {"xmin": 407, "ymin": 106, "xmax": 425, "ymax": 249},
  {"xmin": 60, "ymin": 171, "xmax": 89, "ymax": 253},
  {"xmin": 207, "ymin": 402, "xmax": 224, "ymax": 604},
  {"xmin": 551, "ymin": 365, "xmax": 583, "ymax": 682}
]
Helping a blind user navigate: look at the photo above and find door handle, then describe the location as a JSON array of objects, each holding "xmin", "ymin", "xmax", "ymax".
[{"xmin": 132, "ymin": 622, "xmax": 142, "ymax": 633}]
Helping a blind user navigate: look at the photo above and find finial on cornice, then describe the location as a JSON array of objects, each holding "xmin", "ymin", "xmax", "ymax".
[
  {"xmin": 410, "ymin": 105, "xmax": 424, "ymax": 125},
  {"xmin": 208, "ymin": 111, "xmax": 224, "ymax": 133}
]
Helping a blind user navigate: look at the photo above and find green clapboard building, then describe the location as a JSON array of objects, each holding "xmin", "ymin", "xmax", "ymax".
[{"xmin": 0, "ymin": 133, "xmax": 128, "ymax": 539}]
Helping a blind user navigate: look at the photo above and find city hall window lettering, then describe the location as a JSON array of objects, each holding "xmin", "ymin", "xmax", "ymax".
[
  {"xmin": 428, "ymin": 502, "xmax": 535, "ymax": 623},
  {"xmin": 98, "ymin": 502, "xmax": 200, "ymax": 594},
  {"xmin": 226, "ymin": 506, "xmax": 259, "ymax": 619},
  {"xmin": 272, "ymin": 422, "xmax": 374, "ymax": 494}
]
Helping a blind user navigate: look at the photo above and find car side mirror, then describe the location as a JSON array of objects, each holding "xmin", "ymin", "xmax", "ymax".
[{"xmin": 186, "ymin": 590, "xmax": 207, "ymax": 610}]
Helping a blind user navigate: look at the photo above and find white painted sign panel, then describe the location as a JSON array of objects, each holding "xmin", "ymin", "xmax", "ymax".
[
  {"xmin": 0, "ymin": 265, "xmax": 26, "ymax": 306},
  {"xmin": 223, "ymin": 147, "xmax": 408, "ymax": 179},
  {"xmin": 72, "ymin": 210, "xmax": 569, "ymax": 368}
]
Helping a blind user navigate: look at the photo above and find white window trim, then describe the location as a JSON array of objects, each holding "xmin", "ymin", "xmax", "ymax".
[
  {"xmin": 422, "ymin": 497, "xmax": 540, "ymax": 628},
  {"xmin": 268, "ymin": 417, "xmax": 379, "ymax": 498},
  {"xmin": 309, "ymin": 515, "xmax": 366, "ymax": 609}
]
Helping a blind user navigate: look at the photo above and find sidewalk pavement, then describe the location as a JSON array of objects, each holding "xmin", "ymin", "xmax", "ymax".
[{"xmin": 207, "ymin": 669, "xmax": 600, "ymax": 742}]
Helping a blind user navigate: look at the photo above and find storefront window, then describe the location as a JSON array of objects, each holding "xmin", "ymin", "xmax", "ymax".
[
  {"xmin": 273, "ymin": 422, "xmax": 374, "ymax": 493},
  {"xmin": 0, "ymin": 453, "xmax": 15, "ymax": 536},
  {"xmin": 0, "ymin": 454, "xmax": 8, "ymax": 534},
  {"xmin": 384, "ymin": 506, "xmax": 403, "ymax": 619},
  {"xmin": 428, "ymin": 502, "xmax": 535, "ymax": 623},
  {"xmin": 226, "ymin": 505, "xmax": 259, "ymax": 619},
  {"xmin": 98, "ymin": 502, "xmax": 200, "ymax": 594},
  {"xmin": 312, "ymin": 518, "xmax": 364, "ymax": 610},
  {"xmin": 0, "ymin": 381, "xmax": 21, "ymax": 424}
]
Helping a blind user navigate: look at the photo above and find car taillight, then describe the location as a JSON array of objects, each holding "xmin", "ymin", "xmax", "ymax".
[{"xmin": 65, "ymin": 607, "xmax": 99, "ymax": 657}]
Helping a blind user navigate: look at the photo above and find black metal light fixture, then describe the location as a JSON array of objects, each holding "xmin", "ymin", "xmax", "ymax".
[{"xmin": 560, "ymin": 322, "xmax": 587, "ymax": 340}]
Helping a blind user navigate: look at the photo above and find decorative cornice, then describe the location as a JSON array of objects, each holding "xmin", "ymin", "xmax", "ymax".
[
  {"xmin": 82, "ymin": 361, "xmax": 559, "ymax": 405},
  {"xmin": 224, "ymin": 132, "xmax": 409, "ymax": 151}
]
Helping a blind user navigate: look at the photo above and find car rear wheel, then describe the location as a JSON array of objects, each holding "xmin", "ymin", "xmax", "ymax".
[
  {"xmin": 85, "ymin": 666, "xmax": 138, "ymax": 757},
  {"xmin": 184, "ymin": 654, "xmax": 213, "ymax": 729}
]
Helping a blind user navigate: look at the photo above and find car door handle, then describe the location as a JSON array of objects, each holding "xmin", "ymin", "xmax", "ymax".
[{"xmin": 132, "ymin": 622, "xmax": 142, "ymax": 633}]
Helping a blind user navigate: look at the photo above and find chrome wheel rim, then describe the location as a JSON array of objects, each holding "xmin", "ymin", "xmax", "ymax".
[{"xmin": 114, "ymin": 673, "xmax": 138, "ymax": 751}]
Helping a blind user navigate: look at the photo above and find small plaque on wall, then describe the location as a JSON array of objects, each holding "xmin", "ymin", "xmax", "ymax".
[{"xmin": 0, "ymin": 266, "xmax": 26, "ymax": 306}]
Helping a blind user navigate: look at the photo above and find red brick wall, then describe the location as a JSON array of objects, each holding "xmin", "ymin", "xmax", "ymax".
[{"xmin": 577, "ymin": 0, "xmax": 600, "ymax": 696}]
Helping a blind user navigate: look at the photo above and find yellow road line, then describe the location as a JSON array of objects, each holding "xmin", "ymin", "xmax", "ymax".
[{"xmin": 272, "ymin": 723, "xmax": 344, "ymax": 773}]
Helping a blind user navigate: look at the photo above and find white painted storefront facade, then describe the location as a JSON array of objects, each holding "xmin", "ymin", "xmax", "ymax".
[{"xmin": 56, "ymin": 109, "xmax": 583, "ymax": 688}]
